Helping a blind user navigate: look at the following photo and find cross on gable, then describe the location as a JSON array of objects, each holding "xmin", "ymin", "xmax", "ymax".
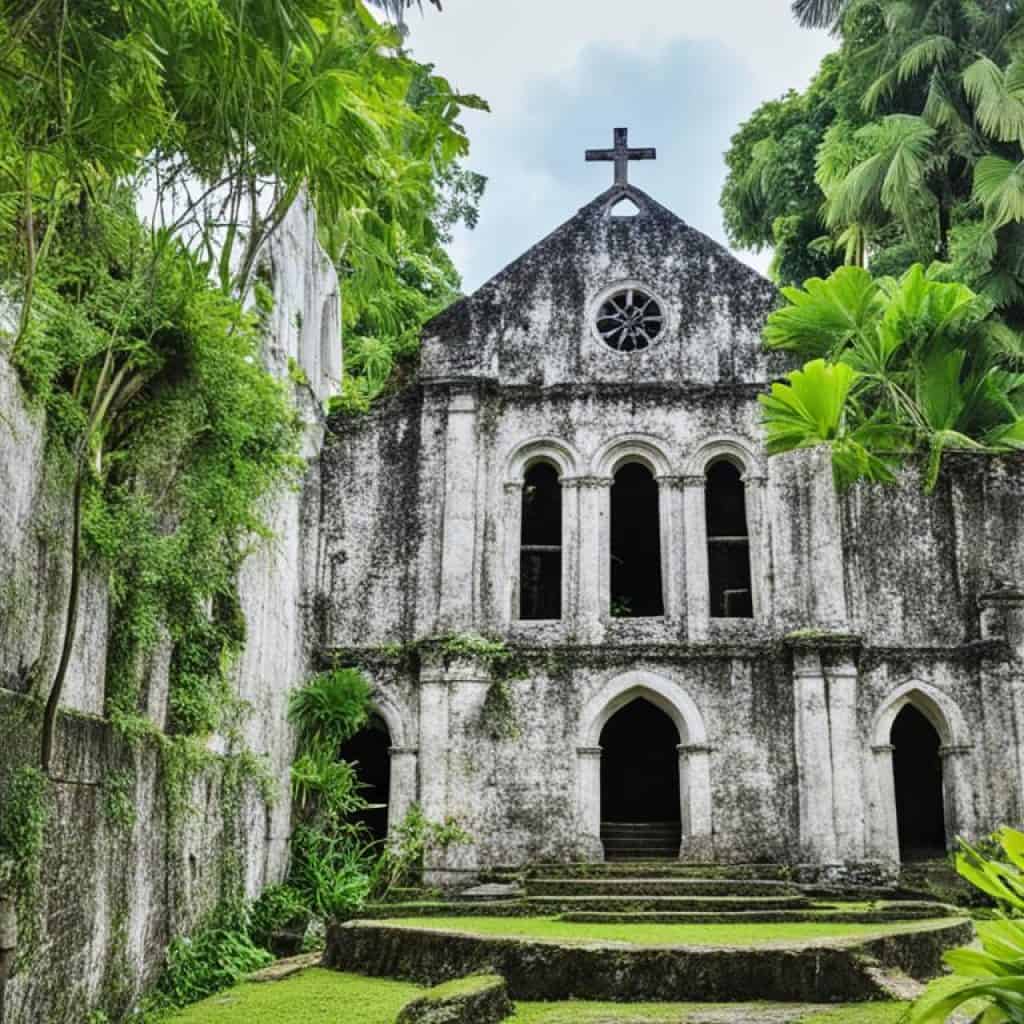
[{"xmin": 585, "ymin": 127, "xmax": 656, "ymax": 187}]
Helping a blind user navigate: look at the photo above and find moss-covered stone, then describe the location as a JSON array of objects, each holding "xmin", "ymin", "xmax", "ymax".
[
  {"xmin": 396, "ymin": 973, "xmax": 513, "ymax": 1024},
  {"xmin": 325, "ymin": 917, "xmax": 974, "ymax": 1003}
]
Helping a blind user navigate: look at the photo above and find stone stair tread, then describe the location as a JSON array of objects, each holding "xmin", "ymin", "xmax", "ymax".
[
  {"xmin": 457, "ymin": 883, "xmax": 524, "ymax": 901},
  {"xmin": 527, "ymin": 895, "xmax": 811, "ymax": 909}
]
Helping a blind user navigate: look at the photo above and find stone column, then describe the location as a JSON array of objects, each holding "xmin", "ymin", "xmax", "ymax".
[
  {"xmin": 656, "ymin": 475, "xmax": 686, "ymax": 627},
  {"xmin": 792, "ymin": 648, "xmax": 838, "ymax": 864},
  {"xmin": 940, "ymin": 743, "xmax": 976, "ymax": 845},
  {"xmin": 418, "ymin": 664, "xmax": 449, "ymax": 838},
  {"xmin": 387, "ymin": 746, "xmax": 419, "ymax": 837},
  {"xmin": 437, "ymin": 386, "xmax": 480, "ymax": 631},
  {"xmin": 502, "ymin": 480, "xmax": 523, "ymax": 627},
  {"xmin": 576, "ymin": 746, "xmax": 604, "ymax": 860},
  {"xmin": 681, "ymin": 475, "xmax": 709, "ymax": 641},
  {"xmin": 870, "ymin": 743, "xmax": 901, "ymax": 864},
  {"xmin": 561, "ymin": 476, "xmax": 581, "ymax": 632},
  {"xmin": 575, "ymin": 477, "xmax": 611, "ymax": 644},
  {"xmin": 678, "ymin": 742, "xmax": 713, "ymax": 861},
  {"xmin": 826, "ymin": 657, "xmax": 865, "ymax": 861},
  {"xmin": 743, "ymin": 473, "xmax": 769, "ymax": 620}
]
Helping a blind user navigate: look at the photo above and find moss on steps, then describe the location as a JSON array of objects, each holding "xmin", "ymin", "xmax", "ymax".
[{"xmin": 396, "ymin": 973, "xmax": 513, "ymax": 1024}]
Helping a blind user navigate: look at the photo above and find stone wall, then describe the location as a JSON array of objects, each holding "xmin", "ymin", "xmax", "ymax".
[{"xmin": 0, "ymin": 196, "xmax": 338, "ymax": 1022}]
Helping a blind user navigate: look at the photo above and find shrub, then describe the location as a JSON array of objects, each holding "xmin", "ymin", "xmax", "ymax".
[
  {"xmin": 287, "ymin": 669, "xmax": 372, "ymax": 755},
  {"xmin": 911, "ymin": 827, "xmax": 1024, "ymax": 1022},
  {"xmin": 154, "ymin": 901, "xmax": 271, "ymax": 1008},
  {"xmin": 248, "ymin": 884, "xmax": 309, "ymax": 949}
]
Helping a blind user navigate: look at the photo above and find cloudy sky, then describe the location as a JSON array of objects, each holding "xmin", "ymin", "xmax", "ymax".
[{"xmin": 404, "ymin": 1, "xmax": 834, "ymax": 292}]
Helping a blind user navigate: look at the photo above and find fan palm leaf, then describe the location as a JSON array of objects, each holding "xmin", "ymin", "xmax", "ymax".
[{"xmin": 974, "ymin": 155, "xmax": 1024, "ymax": 229}]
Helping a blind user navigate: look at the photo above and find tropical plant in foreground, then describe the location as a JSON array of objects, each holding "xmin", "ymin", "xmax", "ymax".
[
  {"xmin": 911, "ymin": 828, "xmax": 1024, "ymax": 1022},
  {"xmin": 760, "ymin": 263, "xmax": 1024, "ymax": 488}
]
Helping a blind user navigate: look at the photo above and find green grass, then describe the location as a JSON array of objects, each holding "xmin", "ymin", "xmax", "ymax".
[
  {"xmin": 159, "ymin": 968, "xmax": 986, "ymax": 1024},
  {"xmin": 376, "ymin": 914, "xmax": 965, "ymax": 947},
  {"xmin": 162, "ymin": 969, "xmax": 420, "ymax": 1024}
]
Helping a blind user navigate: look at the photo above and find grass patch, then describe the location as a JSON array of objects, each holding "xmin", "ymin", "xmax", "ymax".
[
  {"xmin": 158, "ymin": 969, "xmax": 984, "ymax": 1024},
  {"xmin": 377, "ymin": 915, "xmax": 965, "ymax": 947},
  {"xmin": 162, "ymin": 969, "xmax": 421, "ymax": 1023}
]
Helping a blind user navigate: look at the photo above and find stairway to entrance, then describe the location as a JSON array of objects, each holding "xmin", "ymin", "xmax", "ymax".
[{"xmin": 601, "ymin": 821, "xmax": 681, "ymax": 860}]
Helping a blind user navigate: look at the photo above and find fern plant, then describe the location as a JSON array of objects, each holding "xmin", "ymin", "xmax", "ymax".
[{"xmin": 287, "ymin": 668, "xmax": 372, "ymax": 756}]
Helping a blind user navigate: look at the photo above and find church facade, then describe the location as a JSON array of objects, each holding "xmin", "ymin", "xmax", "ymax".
[{"xmin": 318, "ymin": 165, "xmax": 1024, "ymax": 883}]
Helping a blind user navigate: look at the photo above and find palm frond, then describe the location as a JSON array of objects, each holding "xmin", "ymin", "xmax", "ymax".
[
  {"xmin": 974, "ymin": 154, "xmax": 1024, "ymax": 229},
  {"xmin": 964, "ymin": 56, "xmax": 1024, "ymax": 142},
  {"xmin": 897, "ymin": 34, "xmax": 957, "ymax": 84}
]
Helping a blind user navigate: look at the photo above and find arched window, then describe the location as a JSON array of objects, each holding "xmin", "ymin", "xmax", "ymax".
[
  {"xmin": 610, "ymin": 462, "xmax": 664, "ymax": 618},
  {"xmin": 520, "ymin": 461, "xmax": 562, "ymax": 620},
  {"xmin": 705, "ymin": 460, "xmax": 753, "ymax": 619}
]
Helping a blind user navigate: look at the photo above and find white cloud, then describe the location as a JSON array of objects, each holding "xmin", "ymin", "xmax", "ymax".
[{"xmin": 406, "ymin": 0, "xmax": 834, "ymax": 291}]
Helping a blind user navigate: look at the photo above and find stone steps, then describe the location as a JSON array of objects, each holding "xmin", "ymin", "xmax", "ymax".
[
  {"xmin": 525, "ymin": 894, "xmax": 813, "ymax": 913},
  {"xmin": 509, "ymin": 862, "xmax": 794, "ymax": 881},
  {"xmin": 525, "ymin": 877, "xmax": 799, "ymax": 898},
  {"xmin": 601, "ymin": 821, "xmax": 682, "ymax": 862},
  {"xmin": 559, "ymin": 903, "xmax": 954, "ymax": 925},
  {"xmin": 326, "ymin": 917, "xmax": 975, "ymax": 1003}
]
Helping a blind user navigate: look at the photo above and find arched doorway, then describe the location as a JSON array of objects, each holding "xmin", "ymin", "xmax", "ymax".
[
  {"xmin": 338, "ymin": 714, "xmax": 392, "ymax": 843},
  {"xmin": 892, "ymin": 704, "xmax": 946, "ymax": 860},
  {"xmin": 599, "ymin": 697, "xmax": 681, "ymax": 859}
]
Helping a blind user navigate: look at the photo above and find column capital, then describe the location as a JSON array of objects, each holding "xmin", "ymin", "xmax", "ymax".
[
  {"xmin": 576, "ymin": 745, "xmax": 603, "ymax": 758},
  {"xmin": 562, "ymin": 475, "xmax": 612, "ymax": 489},
  {"xmin": 681, "ymin": 474, "xmax": 707, "ymax": 488},
  {"xmin": 678, "ymin": 743, "xmax": 712, "ymax": 756},
  {"xmin": 871, "ymin": 743, "xmax": 895, "ymax": 754},
  {"xmin": 940, "ymin": 743, "xmax": 974, "ymax": 759},
  {"xmin": 654, "ymin": 474, "xmax": 687, "ymax": 489},
  {"xmin": 389, "ymin": 746, "xmax": 419, "ymax": 757},
  {"xmin": 503, "ymin": 480, "xmax": 524, "ymax": 494}
]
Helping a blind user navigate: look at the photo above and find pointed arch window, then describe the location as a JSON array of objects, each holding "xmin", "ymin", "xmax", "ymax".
[
  {"xmin": 705, "ymin": 460, "xmax": 753, "ymax": 619},
  {"xmin": 519, "ymin": 461, "xmax": 562, "ymax": 620}
]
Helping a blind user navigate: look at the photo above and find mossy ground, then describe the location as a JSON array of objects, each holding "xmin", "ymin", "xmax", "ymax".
[
  {"xmin": 161, "ymin": 968, "xmax": 981, "ymax": 1024},
  {"xmin": 376, "ymin": 914, "xmax": 965, "ymax": 947}
]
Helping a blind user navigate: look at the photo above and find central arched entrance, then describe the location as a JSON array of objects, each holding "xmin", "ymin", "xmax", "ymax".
[
  {"xmin": 600, "ymin": 698, "xmax": 681, "ymax": 859},
  {"xmin": 892, "ymin": 704, "xmax": 946, "ymax": 861},
  {"xmin": 338, "ymin": 713, "xmax": 392, "ymax": 843}
]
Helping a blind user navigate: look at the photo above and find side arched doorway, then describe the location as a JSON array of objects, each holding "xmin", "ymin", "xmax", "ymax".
[
  {"xmin": 600, "ymin": 698, "xmax": 681, "ymax": 859},
  {"xmin": 892, "ymin": 705, "xmax": 946, "ymax": 861},
  {"xmin": 338, "ymin": 714, "xmax": 391, "ymax": 843}
]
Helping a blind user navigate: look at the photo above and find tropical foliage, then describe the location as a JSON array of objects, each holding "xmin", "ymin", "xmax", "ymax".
[
  {"xmin": 911, "ymin": 827, "xmax": 1024, "ymax": 1022},
  {"xmin": 760, "ymin": 264, "xmax": 1024, "ymax": 487},
  {"xmin": 727, "ymin": 0, "xmax": 1024, "ymax": 320}
]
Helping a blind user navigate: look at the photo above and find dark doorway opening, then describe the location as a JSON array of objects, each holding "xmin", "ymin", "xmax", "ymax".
[
  {"xmin": 520, "ymin": 461, "xmax": 562, "ymax": 620},
  {"xmin": 600, "ymin": 698, "xmax": 681, "ymax": 822},
  {"xmin": 892, "ymin": 704, "xmax": 946, "ymax": 861},
  {"xmin": 338, "ymin": 714, "xmax": 391, "ymax": 843},
  {"xmin": 706, "ymin": 460, "xmax": 753, "ymax": 619},
  {"xmin": 610, "ymin": 463, "xmax": 664, "ymax": 618}
]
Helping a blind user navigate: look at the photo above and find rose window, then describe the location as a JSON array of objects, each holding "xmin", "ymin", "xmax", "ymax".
[{"xmin": 595, "ymin": 288, "xmax": 664, "ymax": 352}]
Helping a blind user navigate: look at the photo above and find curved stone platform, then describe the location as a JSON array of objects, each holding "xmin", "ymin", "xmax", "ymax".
[{"xmin": 324, "ymin": 917, "xmax": 973, "ymax": 1003}]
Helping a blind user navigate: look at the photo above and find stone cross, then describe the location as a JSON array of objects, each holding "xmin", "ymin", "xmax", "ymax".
[{"xmin": 585, "ymin": 127, "xmax": 656, "ymax": 187}]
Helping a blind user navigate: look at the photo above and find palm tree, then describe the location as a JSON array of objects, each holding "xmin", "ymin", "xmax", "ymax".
[{"xmin": 792, "ymin": 0, "xmax": 852, "ymax": 29}]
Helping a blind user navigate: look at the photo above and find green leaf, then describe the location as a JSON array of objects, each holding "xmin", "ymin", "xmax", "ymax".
[
  {"xmin": 763, "ymin": 267, "xmax": 881, "ymax": 357},
  {"xmin": 974, "ymin": 156, "xmax": 1024, "ymax": 230}
]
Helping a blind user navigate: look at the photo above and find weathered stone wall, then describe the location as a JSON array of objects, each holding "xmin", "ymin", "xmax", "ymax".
[{"xmin": 0, "ymin": 196, "xmax": 338, "ymax": 1022}]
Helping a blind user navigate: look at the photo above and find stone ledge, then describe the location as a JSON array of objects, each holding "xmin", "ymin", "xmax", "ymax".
[
  {"xmin": 396, "ymin": 973, "xmax": 513, "ymax": 1024},
  {"xmin": 325, "ymin": 917, "xmax": 973, "ymax": 1003}
]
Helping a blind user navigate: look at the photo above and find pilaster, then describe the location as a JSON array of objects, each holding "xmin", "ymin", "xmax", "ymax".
[
  {"xmin": 791, "ymin": 646, "xmax": 838, "ymax": 863},
  {"xmin": 437, "ymin": 385, "xmax": 481, "ymax": 631},
  {"xmin": 681, "ymin": 475, "xmax": 710, "ymax": 640},
  {"xmin": 825, "ymin": 657, "xmax": 865, "ymax": 861}
]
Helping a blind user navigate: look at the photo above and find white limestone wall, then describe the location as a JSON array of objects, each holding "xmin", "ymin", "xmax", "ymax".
[{"xmin": 0, "ymin": 194, "xmax": 339, "ymax": 1022}]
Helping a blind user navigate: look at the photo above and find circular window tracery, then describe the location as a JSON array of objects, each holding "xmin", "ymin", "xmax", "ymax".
[{"xmin": 595, "ymin": 288, "xmax": 664, "ymax": 352}]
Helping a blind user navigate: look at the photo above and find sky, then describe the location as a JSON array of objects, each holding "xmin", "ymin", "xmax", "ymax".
[{"xmin": 404, "ymin": 0, "xmax": 835, "ymax": 293}]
